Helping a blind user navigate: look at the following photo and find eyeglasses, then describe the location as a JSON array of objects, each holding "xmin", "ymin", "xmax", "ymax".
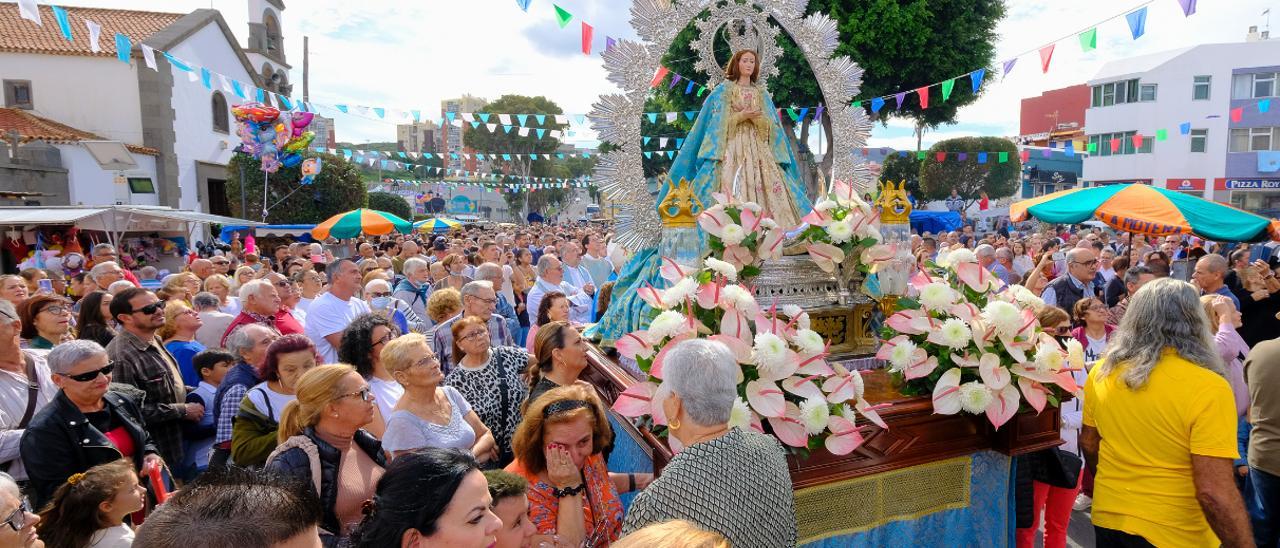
[
  {"xmin": 469, "ymin": 295, "xmax": 498, "ymax": 305},
  {"xmin": 460, "ymin": 330, "xmax": 489, "ymax": 342},
  {"xmin": 131, "ymin": 300, "xmax": 166, "ymax": 315},
  {"xmin": 39, "ymin": 305, "xmax": 69, "ymax": 316},
  {"xmin": 273, "ymin": 281, "xmax": 293, "ymax": 289},
  {"xmin": 2, "ymin": 498, "xmax": 30, "ymax": 531},
  {"xmin": 373, "ymin": 332, "xmax": 394, "ymax": 346},
  {"xmin": 1072, "ymin": 259, "xmax": 1099, "ymax": 267},
  {"xmin": 411, "ymin": 355, "xmax": 440, "ymax": 369},
  {"xmin": 369, "ymin": 291, "xmax": 392, "ymax": 298},
  {"xmin": 62, "ymin": 362, "xmax": 114, "ymax": 383},
  {"xmin": 338, "ymin": 386, "xmax": 374, "ymax": 402}
]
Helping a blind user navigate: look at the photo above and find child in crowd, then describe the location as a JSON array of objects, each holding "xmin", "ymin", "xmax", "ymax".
[
  {"xmin": 181, "ymin": 349, "xmax": 236, "ymax": 480},
  {"xmin": 36, "ymin": 459, "xmax": 147, "ymax": 548}
]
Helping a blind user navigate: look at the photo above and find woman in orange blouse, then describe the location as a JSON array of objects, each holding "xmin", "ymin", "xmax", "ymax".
[{"xmin": 506, "ymin": 384, "xmax": 649, "ymax": 547}]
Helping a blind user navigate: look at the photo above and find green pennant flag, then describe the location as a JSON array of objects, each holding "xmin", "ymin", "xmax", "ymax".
[
  {"xmin": 1079, "ymin": 27, "xmax": 1097, "ymax": 52},
  {"xmin": 997, "ymin": 151, "xmax": 1009, "ymax": 163},
  {"xmin": 941, "ymin": 79, "xmax": 955, "ymax": 101},
  {"xmin": 852, "ymin": 100, "xmax": 862, "ymax": 109},
  {"xmin": 1087, "ymin": 142, "xmax": 1097, "ymax": 152},
  {"xmin": 916, "ymin": 151, "xmax": 926, "ymax": 160},
  {"xmin": 553, "ymin": 4, "xmax": 572, "ymax": 28},
  {"xmin": 1156, "ymin": 128, "xmax": 1168, "ymax": 141},
  {"xmin": 697, "ymin": 86, "xmax": 706, "ymax": 97}
]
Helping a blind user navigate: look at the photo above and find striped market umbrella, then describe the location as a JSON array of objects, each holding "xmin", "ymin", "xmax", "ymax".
[
  {"xmin": 414, "ymin": 217, "xmax": 461, "ymax": 233},
  {"xmin": 311, "ymin": 209, "xmax": 414, "ymax": 240},
  {"xmin": 1010, "ymin": 184, "xmax": 1280, "ymax": 243}
]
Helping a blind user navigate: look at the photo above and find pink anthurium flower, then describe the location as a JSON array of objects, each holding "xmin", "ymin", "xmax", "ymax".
[
  {"xmin": 1051, "ymin": 370, "xmax": 1080, "ymax": 393},
  {"xmin": 860, "ymin": 244, "xmax": 894, "ymax": 269},
  {"xmin": 659, "ymin": 257, "xmax": 690, "ymax": 284},
  {"xmin": 832, "ymin": 180, "xmax": 858, "ymax": 203},
  {"xmin": 740, "ymin": 207, "xmax": 763, "ymax": 234},
  {"xmin": 951, "ymin": 352, "xmax": 979, "ymax": 368},
  {"xmin": 1000, "ymin": 335, "xmax": 1030, "ymax": 363},
  {"xmin": 746, "ymin": 379, "xmax": 786, "ymax": 418},
  {"xmin": 978, "ymin": 353, "xmax": 1011, "ymax": 390},
  {"xmin": 825, "ymin": 415, "xmax": 865, "ymax": 456},
  {"xmin": 986, "ymin": 384, "xmax": 1021, "ymax": 429},
  {"xmin": 708, "ymin": 334, "xmax": 753, "ymax": 363},
  {"xmin": 636, "ymin": 283, "xmax": 666, "ymax": 310},
  {"xmin": 723, "ymin": 245, "xmax": 755, "ymax": 269},
  {"xmin": 1012, "ymin": 363, "xmax": 1058, "ymax": 385},
  {"xmin": 711, "ymin": 192, "xmax": 733, "ymax": 206},
  {"xmin": 616, "ymin": 330, "xmax": 655, "ymax": 361},
  {"xmin": 824, "ymin": 370, "xmax": 862, "ymax": 403},
  {"xmin": 955, "ymin": 262, "xmax": 1000, "ymax": 293},
  {"xmin": 932, "ymin": 368, "xmax": 963, "ymax": 415},
  {"xmin": 719, "ymin": 309, "xmax": 752, "ymax": 345},
  {"xmin": 948, "ymin": 302, "xmax": 982, "ymax": 323},
  {"xmin": 875, "ymin": 334, "xmax": 912, "ymax": 361},
  {"xmin": 767, "ymin": 402, "xmax": 811, "ymax": 448},
  {"xmin": 696, "ymin": 279, "xmax": 723, "ymax": 310},
  {"xmin": 885, "ymin": 309, "xmax": 930, "ymax": 335},
  {"xmin": 808, "ymin": 242, "xmax": 845, "ymax": 273},
  {"xmin": 904, "ymin": 356, "xmax": 939, "ymax": 380},
  {"xmin": 795, "ymin": 351, "xmax": 834, "ymax": 376},
  {"xmin": 758, "ymin": 228, "xmax": 786, "ymax": 260},
  {"xmin": 648, "ymin": 333, "xmax": 690, "ymax": 379},
  {"xmin": 782, "ymin": 375, "xmax": 826, "ymax": 401},
  {"xmin": 802, "ymin": 207, "xmax": 832, "ymax": 227},
  {"xmin": 910, "ymin": 270, "xmax": 938, "ymax": 291},
  {"xmin": 612, "ymin": 382, "xmax": 658, "ymax": 418},
  {"xmin": 970, "ymin": 319, "xmax": 997, "ymax": 350},
  {"xmin": 1018, "ymin": 378, "xmax": 1048, "ymax": 413},
  {"xmin": 698, "ymin": 204, "xmax": 730, "ymax": 237},
  {"xmin": 855, "ymin": 399, "xmax": 890, "ymax": 430}
]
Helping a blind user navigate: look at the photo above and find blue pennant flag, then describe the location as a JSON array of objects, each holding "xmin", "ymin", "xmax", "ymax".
[
  {"xmin": 1126, "ymin": 7, "xmax": 1147, "ymax": 40},
  {"xmin": 503, "ymin": 125, "xmax": 514, "ymax": 134},
  {"xmin": 797, "ymin": 107, "xmax": 809, "ymax": 119},
  {"xmin": 582, "ymin": 152, "xmax": 591, "ymax": 158},
  {"xmin": 642, "ymin": 136, "xmax": 651, "ymax": 146},
  {"xmin": 898, "ymin": 151, "xmax": 908, "ymax": 157},
  {"xmin": 397, "ymin": 152, "xmax": 407, "ymax": 158},
  {"xmin": 977, "ymin": 152, "xmax": 988, "ymax": 164},
  {"xmin": 676, "ymin": 138, "xmax": 684, "ymax": 147},
  {"xmin": 643, "ymin": 152, "xmax": 652, "ymax": 159},
  {"xmin": 335, "ymin": 104, "xmax": 349, "ymax": 113},
  {"xmin": 255, "ymin": 88, "xmax": 265, "ymax": 102},
  {"xmin": 1064, "ymin": 142, "xmax": 1075, "ymax": 157},
  {"xmin": 1261, "ymin": 99, "xmax": 1272, "ymax": 113},
  {"xmin": 685, "ymin": 81, "xmax": 695, "ymax": 94},
  {"xmin": 277, "ymin": 94, "xmax": 293, "ymax": 110},
  {"xmin": 373, "ymin": 107, "xmax": 385, "ymax": 118},
  {"xmin": 502, "ymin": 154, "xmax": 512, "ymax": 161},
  {"xmin": 478, "ymin": 113, "xmax": 490, "ymax": 123},
  {"xmin": 446, "ymin": 112, "xmax": 456, "ymax": 122},
  {"xmin": 647, "ymin": 113, "xmax": 658, "ymax": 123},
  {"xmin": 517, "ymin": 114, "xmax": 528, "ymax": 126},
  {"xmin": 1179, "ymin": 122, "xmax": 1192, "ymax": 135},
  {"xmin": 412, "ymin": 110, "xmax": 421, "ymax": 122},
  {"xmin": 535, "ymin": 114, "xmax": 546, "ymax": 125},
  {"xmin": 52, "ymin": 6, "xmax": 72, "ymax": 41},
  {"xmin": 574, "ymin": 114, "xmax": 585, "ymax": 125},
  {"xmin": 231, "ymin": 80, "xmax": 246, "ymax": 98},
  {"xmin": 114, "ymin": 33, "xmax": 131, "ymax": 64},
  {"xmin": 470, "ymin": 121, "xmax": 480, "ymax": 129},
  {"xmin": 870, "ymin": 97, "xmax": 885, "ymax": 113},
  {"xmin": 970, "ymin": 68, "xmax": 986, "ymax": 93},
  {"xmin": 163, "ymin": 52, "xmax": 192, "ymax": 72},
  {"xmin": 684, "ymin": 111, "xmax": 696, "ymax": 120},
  {"xmin": 200, "ymin": 68, "xmax": 212, "ymax": 89},
  {"xmin": 557, "ymin": 153, "xmax": 566, "ymax": 159},
  {"xmin": 536, "ymin": 128, "xmax": 546, "ymax": 138},
  {"xmin": 342, "ymin": 149, "xmax": 352, "ymax": 156},
  {"xmin": 516, "ymin": 0, "xmax": 532, "ymax": 11}
]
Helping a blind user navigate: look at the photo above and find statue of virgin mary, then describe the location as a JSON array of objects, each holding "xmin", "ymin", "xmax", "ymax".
[{"xmin": 663, "ymin": 49, "xmax": 813, "ymax": 230}]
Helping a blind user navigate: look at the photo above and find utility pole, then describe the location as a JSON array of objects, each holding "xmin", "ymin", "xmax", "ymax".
[{"xmin": 302, "ymin": 36, "xmax": 310, "ymax": 102}]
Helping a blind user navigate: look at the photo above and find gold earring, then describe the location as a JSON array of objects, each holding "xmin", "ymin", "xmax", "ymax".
[{"xmin": 669, "ymin": 418, "xmax": 681, "ymax": 431}]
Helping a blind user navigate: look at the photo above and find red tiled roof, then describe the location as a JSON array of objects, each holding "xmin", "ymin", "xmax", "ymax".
[
  {"xmin": 0, "ymin": 3, "xmax": 183, "ymax": 58},
  {"xmin": 0, "ymin": 108, "xmax": 158, "ymax": 155}
]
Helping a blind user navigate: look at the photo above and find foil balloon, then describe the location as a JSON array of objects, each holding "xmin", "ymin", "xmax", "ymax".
[
  {"xmin": 273, "ymin": 122, "xmax": 291, "ymax": 148},
  {"xmin": 261, "ymin": 152, "xmax": 281, "ymax": 173},
  {"xmin": 292, "ymin": 112, "xmax": 315, "ymax": 128},
  {"xmin": 300, "ymin": 157, "xmax": 322, "ymax": 185},
  {"xmin": 281, "ymin": 153, "xmax": 303, "ymax": 168},
  {"xmin": 231, "ymin": 102, "xmax": 279, "ymax": 124},
  {"xmin": 283, "ymin": 131, "xmax": 315, "ymax": 153}
]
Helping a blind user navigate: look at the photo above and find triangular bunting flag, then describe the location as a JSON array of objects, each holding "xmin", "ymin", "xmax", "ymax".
[
  {"xmin": 517, "ymin": 114, "xmax": 528, "ymax": 126},
  {"xmin": 941, "ymin": 79, "xmax": 955, "ymax": 101},
  {"xmin": 1001, "ymin": 58, "xmax": 1017, "ymax": 80},
  {"xmin": 1132, "ymin": 134, "xmax": 1144, "ymax": 148},
  {"xmin": 1260, "ymin": 99, "xmax": 1271, "ymax": 113},
  {"xmin": 17, "ymin": 0, "xmax": 40, "ymax": 25},
  {"xmin": 52, "ymin": 6, "xmax": 72, "ymax": 40},
  {"xmin": 893, "ymin": 92, "xmax": 907, "ymax": 110},
  {"xmin": 666, "ymin": 112, "xmax": 678, "ymax": 123},
  {"xmin": 1079, "ymin": 28, "xmax": 1097, "ymax": 52},
  {"xmin": 140, "ymin": 44, "xmax": 157, "ymax": 70},
  {"xmin": 970, "ymin": 68, "xmax": 985, "ymax": 93},
  {"xmin": 646, "ymin": 113, "xmax": 658, "ymax": 123},
  {"xmin": 1126, "ymin": 7, "xmax": 1147, "ymax": 40},
  {"xmin": 650, "ymin": 67, "xmax": 669, "ymax": 87},
  {"xmin": 998, "ymin": 152, "xmax": 1009, "ymax": 163},
  {"xmin": 1020, "ymin": 150, "xmax": 1031, "ymax": 162},
  {"xmin": 1178, "ymin": 122, "xmax": 1193, "ymax": 135},
  {"xmin": 669, "ymin": 74, "xmax": 682, "ymax": 89},
  {"xmin": 1231, "ymin": 107, "xmax": 1244, "ymax": 122},
  {"xmin": 553, "ymin": 5, "xmax": 572, "ymax": 28},
  {"xmin": 535, "ymin": 114, "xmax": 546, "ymax": 125},
  {"xmin": 536, "ymin": 128, "xmax": 546, "ymax": 138},
  {"xmin": 85, "ymin": 20, "xmax": 102, "ymax": 53},
  {"xmin": 114, "ymin": 33, "xmax": 131, "ymax": 64},
  {"xmin": 870, "ymin": 97, "xmax": 885, "ymax": 113},
  {"xmin": 977, "ymin": 152, "xmax": 988, "ymax": 164},
  {"xmin": 1156, "ymin": 129, "xmax": 1168, "ymax": 141},
  {"xmin": 916, "ymin": 87, "xmax": 929, "ymax": 109},
  {"xmin": 1178, "ymin": 0, "xmax": 1196, "ymax": 17},
  {"xmin": 935, "ymin": 152, "xmax": 947, "ymax": 162},
  {"xmin": 517, "ymin": 0, "xmax": 532, "ymax": 12},
  {"xmin": 684, "ymin": 111, "xmax": 696, "ymax": 121},
  {"xmin": 787, "ymin": 108, "xmax": 799, "ymax": 122},
  {"xmin": 685, "ymin": 81, "xmax": 695, "ymax": 94},
  {"xmin": 1039, "ymin": 44, "xmax": 1054, "ymax": 73},
  {"xmin": 581, "ymin": 22, "xmax": 593, "ymax": 55}
]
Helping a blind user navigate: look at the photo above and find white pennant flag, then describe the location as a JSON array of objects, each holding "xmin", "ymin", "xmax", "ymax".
[
  {"xmin": 518, "ymin": 127, "xmax": 530, "ymax": 137},
  {"xmin": 543, "ymin": 154, "xmax": 551, "ymax": 160},
  {"xmin": 187, "ymin": 70, "xmax": 199, "ymax": 83},
  {"xmin": 659, "ymin": 137, "xmax": 668, "ymax": 148},
  {"xmin": 498, "ymin": 114, "xmax": 512, "ymax": 125},
  {"xmin": 486, "ymin": 123, "xmax": 498, "ymax": 132},
  {"xmin": 554, "ymin": 115, "xmax": 568, "ymax": 124},
  {"xmin": 549, "ymin": 130, "xmax": 561, "ymax": 139},
  {"xmin": 219, "ymin": 74, "xmax": 235, "ymax": 93},
  {"xmin": 452, "ymin": 119, "xmax": 464, "ymax": 127},
  {"xmin": 665, "ymin": 112, "xmax": 678, "ymax": 123},
  {"xmin": 18, "ymin": 0, "xmax": 41, "ymax": 25},
  {"xmin": 140, "ymin": 44, "xmax": 158, "ymax": 70},
  {"xmin": 461, "ymin": 113, "xmax": 475, "ymax": 122},
  {"xmin": 85, "ymin": 20, "xmax": 103, "ymax": 53}
]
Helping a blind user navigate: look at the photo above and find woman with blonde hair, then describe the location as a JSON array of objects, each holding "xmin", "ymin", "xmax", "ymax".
[
  {"xmin": 201, "ymin": 273, "xmax": 240, "ymax": 315},
  {"xmin": 380, "ymin": 333, "xmax": 496, "ymax": 462},
  {"xmin": 232, "ymin": 266, "xmax": 256, "ymax": 291},
  {"xmin": 162, "ymin": 273, "xmax": 200, "ymax": 305},
  {"xmin": 434, "ymin": 254, "xmax": 472, "ymax": 292},
  {"xmin": 159, "ymin": 300, "xmax": 206, "ymax": 386},
  {"xmin": 426, "ymin": 287, "xmax": 463, "ymax": 325},
  {"xmin": 614, "ymin": 520, "xmax": 730, "ymax": 548},
  {"xmin": 265, "ymin": 364, "xmax": 387, "ymax": 545}
]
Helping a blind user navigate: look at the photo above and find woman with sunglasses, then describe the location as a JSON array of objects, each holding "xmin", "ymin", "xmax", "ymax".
[
  {"xmin": 21, "ymin": 340, "xmax": 161, "ymax": 510},
  {"xmin": 232, "ymin": 334, "xmax": 315, "ymax": 468},
  {"xmin": 265, "ymin": 364, "xmax": 386, "ymax": 546},
  {"xmin": 18, "ymin": 295, "xmax": 72, "ymax": 350},
  {"xmin": 0, "ymin": 471, "xmax": 40, "ymax": 548},
  {"xmin": 380, "ymin": 334, "xmax": 496, "ymax": 463},
  {"xmin": 338, "ymin": 314, "xmax": 402, "ymax": 438}
]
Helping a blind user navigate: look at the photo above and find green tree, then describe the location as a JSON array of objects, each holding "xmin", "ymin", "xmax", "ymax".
[
  {"xmin": 226, "ymin": 153, "xmax": 367, "ymax": 224},
  {"xmin": 880, "ymin": 152, "xmax": 922, "ymax": 193},
  {"xmin": 918, "ymin": 137, "xmax": 1019, "ymax": 204},
  {"xmin": 367, "ymin": 191, "xmax": 413, "ymax": 220},
  {"xmin": 463, "ymin": 95, "xmax": 573, "ymax": 218}
]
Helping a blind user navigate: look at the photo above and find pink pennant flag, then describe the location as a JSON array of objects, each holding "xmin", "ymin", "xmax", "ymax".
[
  {"xmin": 1020, "ymin": 150, "xmax": 1031, "ymax": 162},
  {"xmin": 581, "ymin": 22, "xmax": 593, "ymax": 55},
  {"xmin": 1132, "ymin": 133, "xmax": 1144, "ymax": 148},
  {"xmin": 916, "ymin": 86, "xmax": 930, "ymax": 109},
  {"xmin": 1039, "ymin": 44, "xmax": 1055, "ymax": 73},
  {"xmin": 1230, "ymin": 107, "xmax": 1244, "ymax": 122},
  {"xmin": 650, "ymin": 66, "xmax": 669, "ymax": 88},
  {"xmin": 935, "ymin": 152, "xmax": 947, "ymax": 162},
  {"xmin": 1110, "ymin": 138, "xmax": 1120, "ymax": 153}
]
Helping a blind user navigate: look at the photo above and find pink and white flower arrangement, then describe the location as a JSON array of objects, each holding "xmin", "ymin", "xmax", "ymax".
[
  {"xmin": 877, "ymin": 256, "xmax": 1081, "ymax": 428},
  {"xmin": 794, "ymin": 180, "xmax": 889, "ymax": 274},
  {"xmin": 613, "ymin": 195, "xmax": 885, "ymax": 456}
]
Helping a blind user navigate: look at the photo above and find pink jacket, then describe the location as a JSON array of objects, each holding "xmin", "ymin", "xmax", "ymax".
[{"xmin": 1213, "ymin": 323, "xmax": 1251, "ymax": 416}]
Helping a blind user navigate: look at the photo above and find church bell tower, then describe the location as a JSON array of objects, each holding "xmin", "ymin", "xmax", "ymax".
[{"xmin": 245, "ymin": 0, "xmax": 292, "ymax": 96}]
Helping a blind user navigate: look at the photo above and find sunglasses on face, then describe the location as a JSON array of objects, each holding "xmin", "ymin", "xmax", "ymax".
[
  {"xmin": 2, "ymin": 498, "xmax": 30, "ymax": 531},
  {"xmin": 338, "ymin": 386, "xmax": 374, "ymax": 402},
  {"xmin": 62, "ymin": 362, "xmax": 114, "ymax": 383},
  {"xmin": 131, "ymin": 301, "xmax": 166, "ymax": 315}
]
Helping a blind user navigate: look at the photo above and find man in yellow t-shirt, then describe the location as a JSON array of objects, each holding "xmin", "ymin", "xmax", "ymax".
[{"xmin": 1082, "ymin": 349, "xmax": 1248, "ymax": 547}]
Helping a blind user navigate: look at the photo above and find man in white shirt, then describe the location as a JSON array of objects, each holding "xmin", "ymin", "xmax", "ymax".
[
  {"xmin": 293, "ymin": 270, "xmax": 325, "ymax": 314},
  {"xmin": 580, "ymin": 233, "xmax": 613, "ymax": 288},
  {"xmin": 560, "ymin": 242, "xmax": 595, "ymax": 314},
  {"xmin": 527, "ymin": 255, "xmax": 594, "ymax": 326},
  {"xmin": 192, "ymin": 292, "xmax": 236, "ymax": 350},
  {"xmin": 0, "ymin": 301, "xmax": 57, "ymax": 483},
  {"xmin": 304, "ymin": 259, "xmax": 371, "ymax": 364}
]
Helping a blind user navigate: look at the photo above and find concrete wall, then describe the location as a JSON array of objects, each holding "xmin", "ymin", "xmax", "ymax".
[
  {"xmin": 0, "ymin": 53, "xmax": 144, "ymax": 145},
  {"xmin": 0, "ymin": 141, "xmax": 68, "ymax": 206}
]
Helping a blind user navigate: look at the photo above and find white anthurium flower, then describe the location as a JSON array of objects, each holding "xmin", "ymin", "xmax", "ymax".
[
  {"xmin": 721, "ymin": 223, "xmax": 746, "ymax": 246},
  {"xmin": 793, "ymin": 329, "xmax": 826, "ymax": 356},
  {"xmin": 825, "ymin": 218, "xmax": 855, "ymax": 244},
  {"xmin": 648, "ymin": 310, "xmax": 689, "ymax": 341},
  {"xmin": 782, "ymin": 304, "xmax": 803, "ymax": 319},
  {"xmin": 753, "ymin": 332, "xmax": 790, "ymax": 371},
  {"xmin": 799, "ymin": 397, "xmax": 831, "ymax": 435},
  {"xmin": 661, "ymin": 277, "xmax": 699, "ymax": 305},
  {"xmin": 982, "ymin": 301, "xmax": 1024, "ymax": 338},
  {"xmin": 935, "ymin": 249, "xmax": 953, "ymax": 268},
  {"xmin": 936, "ymin": 318, "xmax": 972, "ymax": 350},
  {"xmin": 796, "ymin": 312, "xmax": 811, "ymax": 331},
  {"xmin": 728, "ymin": 397, "xmax": 753, "ymax": 430},
  {"xmin": 958, "ymin": 381, "xmax": 994, "ymax": 414},
  {"xmin": 720, "ymin": 284, "xmax": 757, "ymax": 312},
  {"xmin": 814, "ymin": 199, "xmax": 838, "ymax": 213},
  {"xmin": 1064, "ymin": 338, "xmax": 1085, "ymax": 370},
  {"xmin": 918, "ymin": 282, "xmax": 957, "ymax": 311}
]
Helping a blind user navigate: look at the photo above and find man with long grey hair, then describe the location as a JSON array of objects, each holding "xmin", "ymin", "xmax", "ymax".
[
  {"xmin": 1081, "ymin": 278, "xmax": 1251, "ymax": 547},
  {"xmin": 623, "ymin": 339, "xmax": 796, "ymax": 547}
]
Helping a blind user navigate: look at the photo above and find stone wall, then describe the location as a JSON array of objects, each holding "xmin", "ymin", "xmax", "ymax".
[{"xmin": 0, "ymin": 140, "xmax": 69, "ymax": 206}]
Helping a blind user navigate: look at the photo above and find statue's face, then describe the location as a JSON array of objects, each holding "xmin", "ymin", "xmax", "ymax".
[{"xmin": 737, "ymin": 52, "xmax": 756, "ymax": 78}]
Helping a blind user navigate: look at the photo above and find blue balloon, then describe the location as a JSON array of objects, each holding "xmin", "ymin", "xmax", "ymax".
[{"xmin": 281, "ymin": 153, "xmax": 303, "ymax": 168}]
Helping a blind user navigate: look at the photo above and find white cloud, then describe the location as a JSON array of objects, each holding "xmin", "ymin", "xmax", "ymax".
[{"xmin": 47, "ymin": 0, "xmax": 1280, "ymax": 147}]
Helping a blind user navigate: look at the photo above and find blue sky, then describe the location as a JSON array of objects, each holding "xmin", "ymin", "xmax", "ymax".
[{"xmin": 48, "ymin": 0, "xmax": 1280, "ymax": 149}]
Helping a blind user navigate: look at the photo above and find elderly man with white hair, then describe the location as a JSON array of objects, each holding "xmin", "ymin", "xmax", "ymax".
[
  {"xmin": 89, "ymin": 243, "xmax": 140, "ymax": 287},
  {"xmin": 87, "ymin": 261, "xmax": 126, "ymax": 293},
  {"xmin": 527, "ymin": 255, "xmax": 594, "ymax": 326},
  {"xmin": 365, "ymin": 278, "xmax": 427, "ymax": 335},
  {"xmin": 429, "ymin": 280, "xmax": 514, "ymax": 374},
  {"xmin": 220, "ymin": 279, "xmax": 300, "ymax": 346},
  {"xmin": 622, "ymin": 339, "xmax": 797, "ymax": 547},
  {"xmin": 392, "ymin": 257, "xmax": 433, "ymax": 326},
  {"xmin": 475, "ymin": 262, "xmax": 519, "ymax": 340},
  {"xmin": 0, "ymin": 300, "xmax": 58, "ymax": 488},
  {"xmin": 992, "ymin": 247, "xmax": 1018, "ymax": 286}
]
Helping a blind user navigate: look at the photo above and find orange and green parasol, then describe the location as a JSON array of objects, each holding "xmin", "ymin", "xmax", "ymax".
[
  {"xmin": 1010, "ymin": 184, "xmax": 1280, "ymax": 242},
  {"xmin": 311, "ymin": 209, "xmax": 414, "ymax": 240}
]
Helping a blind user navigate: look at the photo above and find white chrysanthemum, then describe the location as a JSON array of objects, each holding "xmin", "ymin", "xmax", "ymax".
[
  {"xmin": 793, "ymin": 329, "xmax": 825, "ymax": 356},
  {"xmin": 720, "ymin": 284, "xmax": 756, "ymax": 311},
  {"xmin": 661, "ymin": 277, "xmax": 698, "ymax": 305},
  {"xmin": 1034, "ymin": 342, "xmax": 1065, "ymax": 373},
  {"xmin": 844, "ymin": 371, "xmax": 865, "ymax": 401},
  {"xmin": 1065, "ymin": 338, "xmax": 1086, "ymax": 369},
  {"xmin": 825, "ymin": 218, "xmax": 855, "ymax": 244},
  {"xmin": 799, "ymin": 397, "xmax": 831, "ymax": 435},
  {"xmin": 938, "ymin": 318, "xmax": 972, "ymax": 350},
  {"xmin": 887, "ymin": 339, "xmax": 918, "ymax": 372},
  {"xmin": 704, "ymin": 257, "xmax": 738, "ymax": 282},
  {"xmin": 982, "ymin": 301, "xmax": 1024, "ymax": 337},
  {"xmin": 720, "ymin": 223, "xmax": 746, "ymax": 246},
  {"xmin": 796, "ymin": 313, "xmax": 811, "ymax": 331},
  {"xmin": 1010, "ymin": 285, "xmax": 1045, "ymax": 310},
  {"xmin": 813, "ymin": 199, "xmax": 838, "ymax": 213},
  {"xmin": 918, "ymin": 282, "xmax": 957, "ymax": 311},
  {"xmin": 834, "ymin": 403, "xmax": 857, "ymax": 420},
  {"xmin": 728, "ymin": 398, "xmax": 752, "ymax": 430},
  {"xmin": 782, "ymin": 304, "xmax": 803, "ymax": 318},
  {"xmin": 759, "ymin": 218, "xmax": 778, "ymax": 230},
  {"xmin": 648, "ymin": 310, "xmax": 688, "ymax": 341},
  {"xmin": 753, "ymin": 332, "xmax": 790, "ymax": 371},
  {"xmin": 958, "ymin": 381, "xmax": 994, "ymax": 414},
  {"xmin": 947, "ymin": 248, "xmax": 977, "ymax": 264}
]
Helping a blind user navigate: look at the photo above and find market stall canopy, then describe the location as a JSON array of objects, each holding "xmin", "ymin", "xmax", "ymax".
[
  {"xmin": 414, "ymin": 217, "xmax": 461, "ymax": 233},
  {"xmin": 311, "ymin": 209, "xmax": 413, "ymax": 240},
  {"xmin": 1010, "ymin": 184, "xmax": 1280, "ymax": 243},
  {"xmin": 219, "ymin": 225, "xmax": 316, "ymax": 243},
  {"xmin": 0, "ymin": 205, "xmax": 263, "ymax": 233}
]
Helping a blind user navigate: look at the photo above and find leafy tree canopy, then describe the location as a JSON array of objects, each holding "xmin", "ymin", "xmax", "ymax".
[
  {"xmin": 918, "ymin": 137, "xmax": 1020, "ymax": 203},
  {"xmin": 367, "ymin": 191, "xmax": 413, "ymax": 220},
  {"xmin": 226, "ymin": 153, "xmax": 367, "ymax": 224}
]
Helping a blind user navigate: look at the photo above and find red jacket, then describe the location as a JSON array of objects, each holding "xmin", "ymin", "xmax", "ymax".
[{"xmin": 220, "ymin": 308, "xmax": 304, "ymax": 346}]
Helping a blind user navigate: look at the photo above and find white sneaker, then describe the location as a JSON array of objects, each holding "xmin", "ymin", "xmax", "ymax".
[{"xmin": 1072, "ymin": 493, "xmax": 1092, "ymax": 511}]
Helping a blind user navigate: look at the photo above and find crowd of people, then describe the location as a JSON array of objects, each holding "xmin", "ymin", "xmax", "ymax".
[{"xmin": 0, "ymin": 225, "xmax": 801, "ymax": 548}]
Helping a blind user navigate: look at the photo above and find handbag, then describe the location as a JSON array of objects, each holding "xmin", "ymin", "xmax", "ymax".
[{"xmin": 1033, "ymin": 448, "xmax": 1083, "ymax": 489}]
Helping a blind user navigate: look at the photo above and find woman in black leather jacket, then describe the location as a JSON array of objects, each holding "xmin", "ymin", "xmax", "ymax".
[
  {"xmin": 20, "ymin": 340, "xmax": 161, "ymax": 509},
  {"xmin": 265, "ymin": 364, "xmax": 386, "ymax": 547}
]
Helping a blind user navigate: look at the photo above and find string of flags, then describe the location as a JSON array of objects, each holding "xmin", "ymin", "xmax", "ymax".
[{"xmin": 380, "ymin": 177, "xmax": 593, "ymax": 192}]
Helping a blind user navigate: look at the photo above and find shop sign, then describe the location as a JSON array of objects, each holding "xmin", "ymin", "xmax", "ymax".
[
  {"xmin": 1165, "ymin": 178, "xmax": 1205, "ymax": 191},
  {"xmin": 1224, "ymin": 179, "xmax": 1280, "ymax": 190}
]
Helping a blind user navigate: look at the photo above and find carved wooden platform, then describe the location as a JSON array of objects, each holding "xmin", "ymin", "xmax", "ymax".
[{"xmin": 585, "ymin": 344, "xmax": 1063, "ymax": 487}]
